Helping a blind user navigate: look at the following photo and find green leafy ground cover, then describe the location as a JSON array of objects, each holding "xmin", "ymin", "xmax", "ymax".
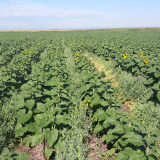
[{"xmin": 0, "ymin": 30, "xmax": 160, "ymax": 159}]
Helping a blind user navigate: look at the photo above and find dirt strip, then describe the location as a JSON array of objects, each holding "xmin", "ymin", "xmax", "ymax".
[{"xmin": 84, "ymin": 52, "xmax": 135, "ymax": 113}]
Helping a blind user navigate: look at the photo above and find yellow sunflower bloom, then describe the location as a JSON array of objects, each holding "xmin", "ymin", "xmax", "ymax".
[
  {"xmin": 123, "ymin": 54, "xmax": 127, "ymax": 58},
  {"xmin": 23, "ymin": 50, "xmax": 26, "ymax": 53},
  {"xmin": 144, "ymin": 59, "xmax": 149, "ymax": 63},
  {"xmin": 70, "ymin": 43, "xmax": 72, "ymax": 45},
  {"xmin": 51, "ymin": 50, "xmax": 53, "ymax": 52},
  {"xmin": 81, "ymin": 43, "xmax": 83, "ymax": 45},
  {"xmin": 80, "ymin": 56, "xmax": 82, "ymax": 58},
  {"xmin": 29, "ymin": 50, "xmax": 31, "ymax": 53},
  {"xmin": 38, "ymin": 43, "xmax": 40, "ymax": 45},
  {"xmin": 140, "ymin": 53, "xmax": 143, "ymax": 56},
  {"xmin": 80, "ymin": 50, "xmax": 82, "ymax": 52},
  {"xmin": 77, "ymin": 52, "xmax": 80, "ymax": 55},
  {"xmin": 75, "ymin": 58, "xmax": 78, "ymax": 61}
]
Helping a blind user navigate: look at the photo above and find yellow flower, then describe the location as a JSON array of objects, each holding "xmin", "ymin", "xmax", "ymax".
[
  {"xmin": 75, "ymin": 58, "xmax": 78, "ymax": 61},
  {"xmin": 80, "ymin": 56, "xmax": 82, "ymax": 58},
  {"xmin": 75, "ymin": 108, "xmax": 77, "ymax": 111},
  {"xmin": 95, "ymin": 42, "xmax": 96, "ymax": 43},
  {"xmin": 144, "ymin": 59, "xmax": 149, "ymax": 63},
  {"xmin": 81, "ymin": 43, "xmax": 83, "ymax": 45},
  {"xmin": 51, "ymin": 50, "xmax": 53, "ymax": 52},
  {"xmin": 23, "ymin": 50, "xmax": 26, "ymax": 53},
  {"xmin": 70, "ymin": 43, "xmax": 72, "ymax": 45},
  {"xmin": 91, "ymin": 105, "xmax": 93, "ymax": 107},
  {"xmin": 29, "ymin": 50, "xmax": 31, "ymax": 53},
  {"xmin": 80, "ymin": 50, "xmax": 82, "ymax": 52},
  {"xmin": 140, "ymin": 53, "xmax": 143, "ymax": 56},
  {"xmin": 88, "ymin": 100, "xmax": 91, "ymax": 103},
  {"xmin": 38, "ymin": 43, "xmax": 40, "ymax": 45},
  {"xmin": 77, "ymin": 52, "xmax": 80, "ymax": 55},
  {"xmin": 123, "ymin": 54, "xmax": 127, "ymax": 58},
  {"xmin": 81, "ymin": 121, "xmax": 83, "ymax": 123},
  {"xmin": 159, "ymin": 57, "xmax": 160, "ymax": 59},
  {"xmin": 118, "ymin": 41, "xmax": 119, "ymax": 42}
]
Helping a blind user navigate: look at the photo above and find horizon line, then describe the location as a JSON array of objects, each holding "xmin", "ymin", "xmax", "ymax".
[{"xmin": 0, "ymin": 27, "xmax": 160, "ymax": 32}]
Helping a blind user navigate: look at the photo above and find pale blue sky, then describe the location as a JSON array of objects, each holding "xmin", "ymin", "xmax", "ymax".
[{"xmin": 0, "ymin": 0, "xmax": 160, "ymax": 30}]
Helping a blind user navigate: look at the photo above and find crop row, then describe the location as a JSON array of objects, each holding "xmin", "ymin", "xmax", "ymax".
[{"xmin": 67, "ymin": 30, "xmax": 160, "ymax": 103}]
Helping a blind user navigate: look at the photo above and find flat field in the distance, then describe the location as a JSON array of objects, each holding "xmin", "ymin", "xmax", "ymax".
[{"xmin": 0, "ymin": 27, "xmax": 160, "ymax": 32}]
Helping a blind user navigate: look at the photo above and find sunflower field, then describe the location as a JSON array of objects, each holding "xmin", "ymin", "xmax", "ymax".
[{"xmin": 0, "ymin": 29, "xmax": 160, "ymax": 160}]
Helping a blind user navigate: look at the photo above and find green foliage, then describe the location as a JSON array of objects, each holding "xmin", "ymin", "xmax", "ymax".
[
  {"xmin": 0, "ymin": 147, "xmax": 29, "ymax": 160},
  {"xmin": 0, "ymin": 96, "xmax": 17, "ymax": 153},
  {"xmin": 116, "ymin": 71, "xmax": 153, "ymax": 103},
  {"xmin": 54, "ymin": 44, "xmax": 92, "ymax": 160},
  {"xmin": 132, "ymin": 102, "xmax": 160, "ymax": 131},
  {"xmin": 0, "ymin": 30, "xmax": 160, "ymax": 159},
  {"xmin": 93, "ymin": 107, "xmax": 160, "ymax": 159}
]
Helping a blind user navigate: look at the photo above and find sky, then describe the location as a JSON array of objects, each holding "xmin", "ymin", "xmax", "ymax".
[{"xmin": 0, "ymin": 0, "xmax": 160, "ymax": 30}]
